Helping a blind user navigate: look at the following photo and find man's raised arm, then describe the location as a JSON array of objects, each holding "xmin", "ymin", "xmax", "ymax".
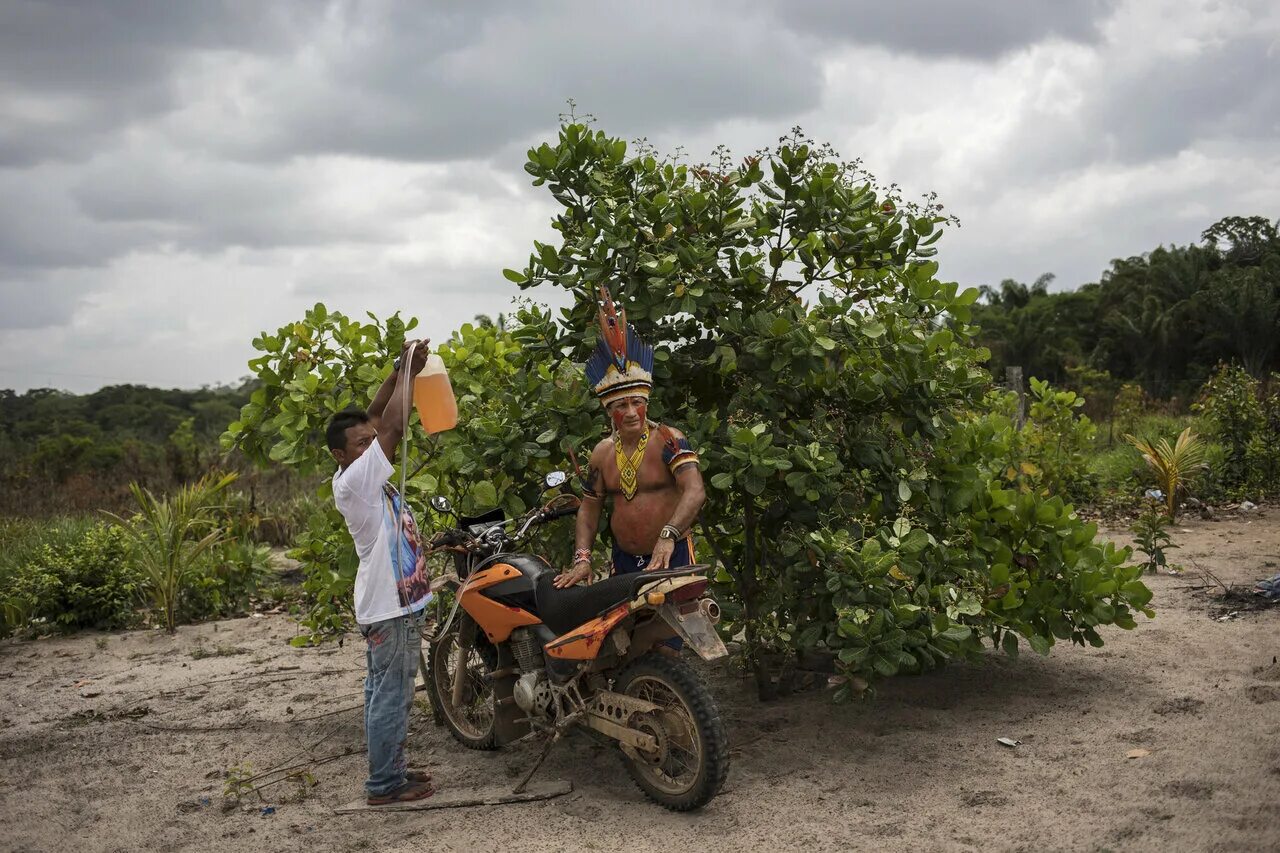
[{"xmin": 371, "ymin": 339, "xmax": 429, "ymax": 464}]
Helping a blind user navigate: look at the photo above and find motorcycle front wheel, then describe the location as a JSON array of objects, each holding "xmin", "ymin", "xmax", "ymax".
[
  {"xmin": 426, "ymin": 623, "xmax": 498, "ymax": 750},
  {"xmin": 613, "ymin": 653, "xmax": 730, "ymax": 811}
]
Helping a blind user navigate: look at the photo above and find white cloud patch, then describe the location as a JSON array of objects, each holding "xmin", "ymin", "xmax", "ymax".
[{"xmin": 0, "ymin": 0, "xmax": 1277, "ymax": 391}]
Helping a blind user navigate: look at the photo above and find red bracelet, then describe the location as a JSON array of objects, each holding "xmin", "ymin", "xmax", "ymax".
[{"xmin": 573, "ymin": 548, "xmax": 592, "ymax": 565}]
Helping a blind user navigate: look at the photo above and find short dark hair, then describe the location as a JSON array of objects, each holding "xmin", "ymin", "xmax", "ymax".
[{"xmin": 326, "ymin": 408, "xmax": 370, "ymax": 451}]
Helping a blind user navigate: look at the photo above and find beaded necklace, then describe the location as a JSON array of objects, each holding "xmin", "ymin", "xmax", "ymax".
[{"xmin": 615, "ymin": 429, "xmax": 649, "ymax": 501}]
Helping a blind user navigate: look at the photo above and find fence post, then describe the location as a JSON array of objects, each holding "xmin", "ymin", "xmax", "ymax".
[{"xmin": 1007, "ymin": 366, "xmax": 1026, "ymax": 429}]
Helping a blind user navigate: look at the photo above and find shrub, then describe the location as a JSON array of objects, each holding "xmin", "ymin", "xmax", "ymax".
[
  {"xmin": 5, "ymin": 522, "xmax": 145, "ymax": 633},
  {"xmin": 111, "ymin": 472, "xmax": 238, "ymax": 632},
  {"xmin": 1194, "ymin": 364, "xmax": 1263, "ymax": 493},
  {"xmin": 232, "ymin": 121, "xmax": 1154, "ymax": 697},
  {"xmin": 1130, "ymin": 504, "xmax": 1176, "ymax": 574},
  {"xmin": 1022, "ymin": 377, "xmax": 1097, "ymax": 501},
  {"xmin": 1125, "ymin": 428, "xmax": 1208, "ymax": 520},
  {"xmin": 180, "ymin": 539, "xmax": 274, "ymax": 621}
]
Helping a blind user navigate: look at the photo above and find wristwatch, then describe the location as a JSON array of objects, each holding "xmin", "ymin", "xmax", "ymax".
[{"xmin": 659, "ymin": 525, "xmax": 681, "ymax": 541}]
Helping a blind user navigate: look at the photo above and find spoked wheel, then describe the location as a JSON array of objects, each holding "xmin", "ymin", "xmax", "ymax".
[
  {"xmin": 426, "ymin": 623, "xmax": 497, "ymax": 750},
  {"xmin": 613, "ymin": 653, "xmax": 729, "ymax": 811}
]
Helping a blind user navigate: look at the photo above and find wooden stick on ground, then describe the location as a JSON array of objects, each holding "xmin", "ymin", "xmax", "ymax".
[{"xmin": 333, "ymin": 780, "xmax": 573, "ymax": 813}]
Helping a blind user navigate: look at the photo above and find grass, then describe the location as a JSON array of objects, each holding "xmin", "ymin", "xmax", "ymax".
[
  {"xmin": 1086, "ymin": 412, "xmax": 1232, "ymax": 511},
  {"xmin": 0, "ymin": 515, "xmax": 99, "ymax": 577}
]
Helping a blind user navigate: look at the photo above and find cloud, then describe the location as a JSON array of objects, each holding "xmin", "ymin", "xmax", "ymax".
[
  {"xmin": 0, "ymin": 0, "xmax": 314, "ymax": 167},
  {"xmin": 155, "ymin": 1, "xmax": 823, "ymax": 165},
  {"xmin": 771, "ymin": 0, "xmax": 1115, "ymax": 58},
  {"xmin": 0, "ymin": 0, "xmax": 1278, "ymax": 393}
]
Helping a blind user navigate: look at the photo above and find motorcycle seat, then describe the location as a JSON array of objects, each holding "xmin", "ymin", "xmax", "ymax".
[{"xmin": 534, "ymin": 566, "xmax": 707, "ymax": 636}]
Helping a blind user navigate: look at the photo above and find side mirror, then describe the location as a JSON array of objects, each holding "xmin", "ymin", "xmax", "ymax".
[
  {"xmin": 430, "ymin": 495, "xmax": 454, "ymax": 514},
  {"xmin": 544, "ymin": 471, "xmax": 568, "ymax": 489}
]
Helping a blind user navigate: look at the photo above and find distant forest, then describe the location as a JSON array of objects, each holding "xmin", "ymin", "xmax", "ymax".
[
  {"xmin": 2, "ymin": 214, "xmax": 1275, "ymax": 514},
  {"xmin": 972, "ymin": 215, "xmax": 1280, "ymax": 401},
  {"xmin": 0, "ymin": 382, "xmax": 272, "ymax": 515}
]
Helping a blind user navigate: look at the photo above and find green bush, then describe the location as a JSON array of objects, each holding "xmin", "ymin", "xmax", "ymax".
[
  {"xmin": 1089, "ymin": 445, "xmax": 1144, "ymax": 512},
  {"xmin": 232, "ymin": 121, "xmax": 1153, "ymax": 698},
  {"xmin": 179, "ymin": 539, "xmax": 273, "ymax": 621},
  {"xmin": 1130, "ymin": 504, "xmax": 1176, "ymax": 573},
  {"xmin": 111, "ymin": 472, "xmax": 238, "ymax": 632},
  {"xmin": 1023, "ymin": 377, "xmax": 1097, "ymax": 501},
  {"xmin": 5, "ymin": 522, "xmax": 145, "ymax": 633},
  {"xmin": 1194, "ymin": 364, "xmax": 1263, "ymax": 493}
]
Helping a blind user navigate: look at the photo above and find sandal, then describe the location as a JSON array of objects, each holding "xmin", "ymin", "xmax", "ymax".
[
  {"xmin": 405, "ymin": 769, "xmax": 433, "ymax": 783},
  {"xmin": 367, "ymin": 780, "xmax": 435, "ymax": 806}
]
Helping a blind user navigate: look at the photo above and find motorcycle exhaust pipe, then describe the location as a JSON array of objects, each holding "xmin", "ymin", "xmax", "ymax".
[{"xmin": 699, "ymin": 598, "xmax": 721, "ymax": 625}]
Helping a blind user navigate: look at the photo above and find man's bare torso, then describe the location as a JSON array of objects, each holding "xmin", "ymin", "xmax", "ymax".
[{"xmin": 593, "ymin": 425, "xmax": 682, "ymax": 555}]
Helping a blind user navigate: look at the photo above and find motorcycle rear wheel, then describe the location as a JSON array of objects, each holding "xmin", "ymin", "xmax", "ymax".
[
  {"xmin": 613, "ymin": 653, "xmax": 729, "ymax": 811},
  {"xmin": 426, "ymin": 624, "xmax": 498, "ymax": 750}
]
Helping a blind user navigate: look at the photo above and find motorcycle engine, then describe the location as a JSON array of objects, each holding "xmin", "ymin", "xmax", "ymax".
[
  {"xmin": 512, "ymin": 671, "xmax": 554, "ymax": 717},
  {"xmin": 509, "ymin": 627, "xmax": 546, "ymax": 672}
]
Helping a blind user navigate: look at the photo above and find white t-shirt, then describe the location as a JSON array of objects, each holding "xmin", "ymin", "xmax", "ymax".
[{"xmin": 333, "ymin": 441, "xmax": 433, "ymax": 625}]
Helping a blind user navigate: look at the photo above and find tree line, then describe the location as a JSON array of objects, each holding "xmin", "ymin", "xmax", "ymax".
[
  {"xmin": 0, "ymin": 382, "xmax": 254, "ymax": 515},
  {"xmin": 972, "ymin": 215, "xmax": 1280, "ymax": 402}
]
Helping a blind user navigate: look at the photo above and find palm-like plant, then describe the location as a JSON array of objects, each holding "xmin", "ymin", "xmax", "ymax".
[
  {"xmin": 1124, "ymin": 428, "xmax": 1208, "ymax": 520},
  {"xmin": 109, "ymin": 472, "xmax": 237, "ymax": 631}
]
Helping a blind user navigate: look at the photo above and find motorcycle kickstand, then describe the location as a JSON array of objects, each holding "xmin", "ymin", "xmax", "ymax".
[
  {"xmin": 511, "ymin": 731, "xmax": 559, "ymax": 795},
  {"xmin": 511, "ymin": 711, "xmax": 583, "ymax": 795}
]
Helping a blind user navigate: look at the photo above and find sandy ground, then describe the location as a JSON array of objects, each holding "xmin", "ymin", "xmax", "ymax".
[{"xmin": 2, "ymin": 512, "xmax": 1279, "ymax": 853}]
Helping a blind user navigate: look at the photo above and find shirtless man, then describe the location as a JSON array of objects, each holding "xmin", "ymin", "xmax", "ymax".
[{"xmin": 553, "ymin": 287, "xmax": 706, "ymax": 588}]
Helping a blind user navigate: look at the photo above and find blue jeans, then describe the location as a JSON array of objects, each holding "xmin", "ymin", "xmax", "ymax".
[{"xmin": 360, "ymin": 610, "xmax": 424, "ymax": 797}]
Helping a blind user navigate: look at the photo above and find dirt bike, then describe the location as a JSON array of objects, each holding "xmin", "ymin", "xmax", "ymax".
[{"xmin": 421, "ymin": 472, "xmax": 730, "ymax": 811}]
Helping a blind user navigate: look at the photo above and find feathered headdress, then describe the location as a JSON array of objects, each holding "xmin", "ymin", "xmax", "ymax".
[{"xmin": 584, "ymin": 286, "xmax": 653, "ymax": 407}]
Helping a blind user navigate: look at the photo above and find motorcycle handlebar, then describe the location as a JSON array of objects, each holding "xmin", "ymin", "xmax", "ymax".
[{"xmin": 428, "ymin": 499, "xmax": 579, "ymax": 554}]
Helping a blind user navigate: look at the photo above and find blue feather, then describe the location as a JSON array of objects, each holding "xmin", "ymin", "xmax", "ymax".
[{"xmin": 627, "ymin": 328, "xmax": 654, "ymax": 374}]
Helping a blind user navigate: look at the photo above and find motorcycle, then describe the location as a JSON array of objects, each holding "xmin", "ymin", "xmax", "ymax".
[{"xmin": 421, "ymin": 472, "xmax": 730, "ymax": 811}]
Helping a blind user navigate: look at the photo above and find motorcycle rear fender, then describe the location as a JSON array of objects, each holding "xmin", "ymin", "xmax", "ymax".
[
  {"xmin": 657, "ymin": 602, "xmax": 727, "ymax": 661},
  {"xmin": 629, "ymin": 575, "xmax": 707, "ymax": 609}
]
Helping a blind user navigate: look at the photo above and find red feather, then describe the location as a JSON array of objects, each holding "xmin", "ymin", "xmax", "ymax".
[{"xmin": 598, "ymin": 286, "xmax": 629, "ymax": 369}]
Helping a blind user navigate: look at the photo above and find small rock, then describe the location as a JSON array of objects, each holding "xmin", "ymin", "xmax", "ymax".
[{"xmin": 1126, "ymin": 748, "xmax": 1151, "ymax": 759}]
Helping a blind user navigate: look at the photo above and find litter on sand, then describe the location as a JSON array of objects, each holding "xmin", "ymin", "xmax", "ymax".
[{"xmin": 996, "ymin": 737, "xmax": 1021, "ymax": 748}]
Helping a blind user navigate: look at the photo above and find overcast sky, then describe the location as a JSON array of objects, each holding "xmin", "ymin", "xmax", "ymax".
[{"xmin": 2, "ymin": 0, "xmax": 1277, "ymax": 393}]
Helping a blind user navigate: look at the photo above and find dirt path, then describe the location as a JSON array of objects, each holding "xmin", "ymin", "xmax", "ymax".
[{"xmin": 2, "ymin": 512, "xmax": 1278, "ymax": 852}]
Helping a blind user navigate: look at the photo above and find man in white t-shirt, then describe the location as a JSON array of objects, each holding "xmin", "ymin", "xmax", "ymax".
[{"xmin": 327, "ymin": 338, "xmax": 436, "ymax": 805}]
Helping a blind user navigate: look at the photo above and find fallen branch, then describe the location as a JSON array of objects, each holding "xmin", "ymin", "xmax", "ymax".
[{"xmin": 137, "ymin": 721, "xmax": 247, "ymax": 732}]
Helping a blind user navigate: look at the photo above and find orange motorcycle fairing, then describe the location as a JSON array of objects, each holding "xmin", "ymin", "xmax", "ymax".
[
  {"xmin": 544, "ymin": 603, "xmax": 631, "ymax": 661},
  {"xmin": 458, "ymin": 562, "xmax": 541, "ymax": 643}
]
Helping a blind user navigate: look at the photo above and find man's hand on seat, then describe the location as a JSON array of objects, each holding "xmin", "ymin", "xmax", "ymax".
[
  {"xmin": 553, "ymin": 562, "xmax": 592, "ymax": 588},
  {"xmin": 647, "ymin": 537, "xmax": 675, "ymax": 571}
]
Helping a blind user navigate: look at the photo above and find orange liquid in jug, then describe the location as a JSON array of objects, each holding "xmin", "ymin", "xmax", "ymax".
[{"xmin": 413, "ymin": 371, "xmax": 458, "ymax": 434}]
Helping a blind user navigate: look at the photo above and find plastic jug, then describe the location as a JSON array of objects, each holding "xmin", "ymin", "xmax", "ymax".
[{"xmin": 413, "ymin": 354, "xmax": 458, "ymax": 434}]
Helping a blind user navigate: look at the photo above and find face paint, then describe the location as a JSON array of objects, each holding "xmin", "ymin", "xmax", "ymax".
[{"xmin": 608, "ymin": 397, "xmax": 648, "ymax": 431}]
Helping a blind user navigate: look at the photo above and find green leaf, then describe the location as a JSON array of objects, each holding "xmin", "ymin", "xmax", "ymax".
[
  {"xmin": 710, "ymin": 472, "xmax": 733, "ymax": 490},
  {"xmin": 470, "ymin": 480, "xmax": 498, "ymax": 508},
  {"xmin": 898, "ymin": 481, "xmax": 912, "ymax": 502}
]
